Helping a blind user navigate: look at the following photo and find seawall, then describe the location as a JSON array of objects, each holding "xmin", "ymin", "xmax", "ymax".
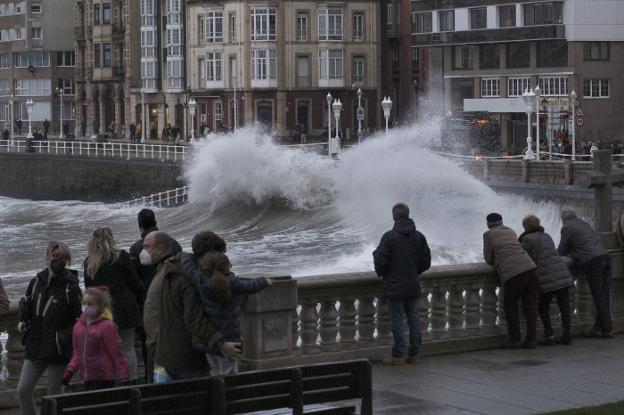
[{"xmin": 0, "ymin": 153, "xmax": 184, "ymax": 202}]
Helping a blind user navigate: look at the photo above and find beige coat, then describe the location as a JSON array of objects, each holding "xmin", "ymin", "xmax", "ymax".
[{"xmin": 483, "ymin": 225, "xmax": 536, "ymax": 284}]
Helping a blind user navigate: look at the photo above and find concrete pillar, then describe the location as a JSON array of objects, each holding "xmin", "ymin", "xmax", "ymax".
[
  {"xmin": 244, "ymin": 91, "xmax": 253, "ymax": 125},
  {"xmin": 114, "ymin": 84, "xmax": 122, "ymax": 135},
  {"xmin": 240, "ymin": 276, "xmax": 297, "ymax": 370},
  {"xmin": 98, "ymin": 85, "xmax": 106, "ymax": 134},
  {"xmin": 276, "ymin": 90, "xmax": 286, "ymax": 137},
  {"xmin": 85, "ymin": 83, "xmax": 96, "ymax": 136}
]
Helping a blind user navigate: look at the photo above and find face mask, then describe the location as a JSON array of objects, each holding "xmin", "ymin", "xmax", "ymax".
[
  {"xmin": 81, "ymin": 305, "xmax": 99, "ymax": 318},
  {"xmin": 50, "ymin": 259, "xmax": 66, "ymax": 274},
  {"xmin": 139, "ymin": 249, "xmax": 153, "ymax": 266}
]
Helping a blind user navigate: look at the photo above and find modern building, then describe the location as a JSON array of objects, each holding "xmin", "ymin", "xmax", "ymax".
[
  {"xmin": 411, "ymin": 0, "xmax": 624, "ymax": 153},
  {"xmin": 74, "ymin": 0, "xmax": 141, "ymax": 137},
  {"xmin": 185, "ymin": 0, "xmax": 382, "ymax": 139},
  {"xmin": 0, "ymin": 0, "xmax": 76, "ymax": 137}
]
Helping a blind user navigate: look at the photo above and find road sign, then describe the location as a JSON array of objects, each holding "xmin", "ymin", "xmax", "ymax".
[
  {"xmin": 356, "ymin": 106, "xmax": 365, "ymax": 121},
  {"xmin": 575, "ymin": 106, "xmax": 584, "ymax": 127},
  {"xmin": 575, "ymin": 107, "xmax": 584, "ymax": 117}
]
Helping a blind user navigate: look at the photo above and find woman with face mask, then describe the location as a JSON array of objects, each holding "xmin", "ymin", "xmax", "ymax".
[
  {"xmin": 83, "ymin": 228, "xmax": 145, "ymax": 384},
  {"xmin": 17, "ymin": 242, "xmax": 82, "ymax": 415}
]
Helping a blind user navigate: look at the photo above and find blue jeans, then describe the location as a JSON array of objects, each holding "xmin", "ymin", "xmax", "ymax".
[{"xmin": 387, "ymin": 298, "xmax": 421, "ymax": 358}]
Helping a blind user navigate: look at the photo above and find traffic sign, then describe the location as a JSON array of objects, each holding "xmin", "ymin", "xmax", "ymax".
[
  {"xmin": 356, "ymin": 106, "xmax": 365, "ymax": 121},
  {"xmin": 576, "ymin": 117, "xmax": 585, "ymax": 127},
  {"xmin": 575, "ymin": 107, "xmax": 584, "ymax": 117}
]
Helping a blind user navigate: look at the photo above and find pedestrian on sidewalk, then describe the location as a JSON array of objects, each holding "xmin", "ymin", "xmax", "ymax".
[
  {"xmin": 558, "ymin": 210, "xmax": 613, "ymax": 338},
  {"xmin": 483, "ymin": 213, "xmax": 538, "ymax": 348},
  {"xmin": 373, "ymin": 203, "xmax": 431, "ymax": 365},
  {"xmin": 519, "ymin": 215, "xmax": 574, "ymax": 345},
  {"xmin": 64, "ymin": 288, "xmax": 128, "ymax": 391}
]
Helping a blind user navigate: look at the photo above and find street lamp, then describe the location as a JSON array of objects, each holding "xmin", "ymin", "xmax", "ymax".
[
  {"xmin": 331, "ymin": 98, "xmax": 342, "ymax": 158},
  {"xmin": 9, "ymin": 94, "xmax": 14, "ymax": 145},
  {"xmin": 56, "ymin": 87, "xmax": 64, "ymax": 139},
  {"xmin": 357, "ymin": 88, "xmax": 363, "ymax": 144},
  {"xmin": 534, "ymin": 85, "xmax": 541, "ymax": 160},
  {"xmin": 522, "ymin": 87, "xmax": 536, "ymax": 160},
  {"xmin": 325, "ymin": 92, "xmax": 332, "ymax": 156},
  {"xmin": 569, "ymin": 90, "xmax": 577, "ymax": 161},
  {"xmin": 381, "ymin": 96, "xmax": 392, "ymax": 134},
  {"xmin": 188, "ymin": 97, "xmax": 197, "ymax": 140},
  {"xmin": 26, "ymin": 99, "xmax": 34, "ymax": 139}
]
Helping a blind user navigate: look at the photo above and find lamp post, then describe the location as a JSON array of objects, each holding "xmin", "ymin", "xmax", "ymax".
[
  {"xmin": 534, "ymin": 86, "xmax": 541, "ymax": 160},
  {"xmin": 56, "ymin": 87, "xmax": 64, "ymax": 139},
  {"xmin": 569, "ymin": 90, "xmax": 577, "ymax": 161},
  {"xmin": 325, "ymin": 92, "xmax": 332, "ymax": 156},
  {"xmin": 548, "ymin": 103, "xmax": 554, "ymax": 160},
  {"xmin": 9, "ymin": 94, "xmax": 14, "ymax": 145},
  {"xmin": 188, "ymin": 97, "xmax": 197, "ymax": 140},
  {"xmin": 331, "ymin": 98, "xmax": 342, "ymax": 158},
  {"xmin": 522, "ymin": 87, "xmax": 536, "ymax": 160},
  {"xmin": 357, "ymin": 88, "xmax": 363, "ymax": 144},
  {"xmin": 140, "ymin": 88, "xmax": 146, "ymax": 143},
  {"xmin": 26, "ymin": 99, "xmax": 34, "ymax": 139},
  {"xmin": 381, "ymin": 96, "xmax": 392, "ymax": 134}
]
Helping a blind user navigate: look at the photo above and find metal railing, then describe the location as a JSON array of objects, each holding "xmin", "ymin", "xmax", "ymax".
[{"xmin": 118, "ymin": 186, "xmax": 189, "ymax": 208}]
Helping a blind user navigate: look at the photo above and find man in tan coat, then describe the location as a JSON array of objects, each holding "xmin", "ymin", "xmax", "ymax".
[{"xmin": 483, "ymin": 213, "xmax": 538, "ymax": 348}]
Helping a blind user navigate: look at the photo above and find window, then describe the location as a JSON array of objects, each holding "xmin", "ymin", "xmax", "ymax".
[
  {"xmin": 0, "ymin": 53, "xmax": 9, "ymax": 69},
  {"xmin": 438, "ymin": 10, "xmax": 454, "ymax": 32},
  {"xmin": 584, "ymin": 79, "xmax": 609, "ymax": 98},
  {"xmin": 31, "ymin": 3, "xmax": 41, "ymax": 13},
  {"xmin": 251, "ymin": 8, "xmax": 276, "ymax": 41},
  {"xmin": 57, "ymin": 78, "xmax": 75, "ymax": 95},
  {"xmin": 352, "ymin": 56, "xmax": 364, "ymax": 84},
  {"xmin": 93, "ymin": 3, "xmax": 100, "ymax": 25},
  {"xmin": 31, "ymin": 27, "xmax": 42, "ymax": 39},
  {"xmin": 318, "ymin": 9, "xmax": 343, "ymax": 41},
  {"xmin": 523, "ymin": 2, "xmax": 563, "ymax": 26},
  {"xmin": 583, "ymin": 42, "xmax": 609, "ymax": 61},
  {"xmin": 15, "ymin": 79, "xmax": 51, "ymax": 96},
  {"xmin": 538, "ymin": 76, "xmax": 568, "ymax": 96},
  {"xmin": 103, "ymin": 43, "xmax": 111, "ymax": 67},
  {"xmin": 198, "ymin": 58, "xmax": 206, "ymax": 87},
  {"xmin": 470, "ymin": 8, "xmax": 487, "ymax": 30},
  {"xmin": 56, "ymin": 51, "xmax": 75, "ymax": 67},
  {"xmin": 296, "ymin": 55, "xmax": 309, "ymax": 87},
  {"xmin": 102, "ymin": 2, "xmax": 111, "ymax": 24},
  {"xmin": 387, "ymin": 3, "xmax": 393, "ymax": 31},
  {"xmin": 537, "ymin": 40, "xmax": 567, "ymax": 67},
  {"xmin": 206, "ymin": 52, "xmax": 222, "ymax": 82},
  {"xmin": 14, "ymin": 51, "xmax": 50, "ymax": 68},
  {"xmin": 506, "ymin": 43, "xmax": 530, "ymax": 68},
  {"xmin": 498, "ymin": 5, "xmax": 515, "ymax": 27},
  {"xmin": 229, "ymin": 56, "xmax": 237, "ymax": 87},
  {"xmin": 0, "ymin": 80, "xmax": 10, "ymax": 96},
  {"xmin": 213, "ymin": 101, "xmax": 222, "ymax": 130},
  {"xmin": 229, "ymin": 12, "xmax": 236, "ymax": 42},
  {"xmin": 167, "ymin": 59, "xmax": 183, "ymax": 89},
  {"xmin": 251, "ymin": 49, "xmax": 276, "ymax": 80},
  {"xmin": 353, "ymin": 13, "xmax": 364, "ymax": 41},
  {"xmin": 198, "ymin": 15, "xmax": 205, "ymax": 45},
  {"xmin": 14, "ymin": 27, "xmax": 23, "ymax": 40},
  {"xmin": 412, "ymin": 12, "xmax": 432, "ymax": 33},
  {"xmin": 481, "ymin": 78, "xmax": 500, "ymax": 97},
  {"xmin": 451, "ymin": 45, "xmax": 475, "ymax": 70},
  {"xmin": 480, "ymin": 44, "xmax": 499, "ymax": 69},
  {"xmin": 508, "ymin": 77, "xmax": 530, "ymax": 97},
  {"xmin": 94, "ymin": 44, "xmax": 101, "ymax": 67},
  {"xmin": 318, "ymin": 49, "xmax": 343, "ymax": 80},
  {"xmin": 205, "ymin": 11, "xmax": 223, "ymax": 43},
  {"xmin": 297, "ymin": 12, "xmax": 308, "ymax": 41}
]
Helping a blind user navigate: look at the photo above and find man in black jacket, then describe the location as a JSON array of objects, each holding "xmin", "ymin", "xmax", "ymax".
[{"xmin": 373, "ymin": 203, "xmax": 431, "ymax": 365}]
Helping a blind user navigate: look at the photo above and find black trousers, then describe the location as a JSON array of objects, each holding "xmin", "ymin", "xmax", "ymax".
[
  {"xmin": 503, "ymin": 269, "xmax": 539, "ymax": 344},
  {"xmin": 538, "ymin": 286, "xmax": 571, "ymax": 339},
  {"xmin": 585, "ymin": 256, "xmax": 613, "ymax": 335},
  {"xmin": 85, "ymin": 380, "xmax": 115, "ymax": 391}
]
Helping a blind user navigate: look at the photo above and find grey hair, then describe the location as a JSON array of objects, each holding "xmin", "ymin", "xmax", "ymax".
[
  {"xmin": 392, "ymin": 203, "xmax": 410, "ymax": 220},
  {"xmin": 561, "ymin": 210, "xmax": 577, "ymax": 222}
]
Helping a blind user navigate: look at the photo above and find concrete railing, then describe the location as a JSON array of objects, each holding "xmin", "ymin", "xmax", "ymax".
[{"xmin": 119, "ymin": 186, "xmax": 189, "ymax": 208}]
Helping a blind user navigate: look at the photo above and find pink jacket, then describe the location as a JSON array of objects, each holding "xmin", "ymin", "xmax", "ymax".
[{"xmin": 68, "ymin": 315, "xmax": 128, "ymax": 382}]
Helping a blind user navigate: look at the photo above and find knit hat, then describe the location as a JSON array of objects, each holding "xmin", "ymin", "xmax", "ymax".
[
  {"xmin": 138, "ymin": 208, "xmax": 157, "ymax": 230},
  {"xmin": 486, "ymin": 213, "xmax": 503, "ymax": 227}
]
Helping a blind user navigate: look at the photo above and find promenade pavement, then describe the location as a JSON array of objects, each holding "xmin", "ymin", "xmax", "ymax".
[{"xmin": 372, "ymin": 335, "xmax": 624, "ymax": 415}]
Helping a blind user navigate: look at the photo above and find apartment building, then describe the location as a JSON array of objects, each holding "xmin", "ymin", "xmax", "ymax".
[
  {"xmin": 74, "ymin": 0, "xmax": 141, "ymax": 137},
  {"xmin": 411, "ymin": 0, "xmax": 624, "ymax": 151},
  {"xmin": 186, "ymin": 0, "xmax": 382, "ymax": 138},
  {"xmin": 0, "ymin": 0, "xmax": 76, "ymax": 136}
]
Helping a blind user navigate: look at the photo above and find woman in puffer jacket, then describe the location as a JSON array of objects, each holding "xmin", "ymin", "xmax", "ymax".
[{"xmin": 519, "ymin": 215, "xmax": 574, "ymax": 345}]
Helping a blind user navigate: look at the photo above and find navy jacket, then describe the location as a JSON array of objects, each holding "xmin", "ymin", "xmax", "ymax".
[{"xmin": 373, "ymin": 218, "xmax": 431, "ymax": 299}]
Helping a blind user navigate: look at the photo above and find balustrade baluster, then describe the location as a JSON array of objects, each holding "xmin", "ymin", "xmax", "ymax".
[
  {"xmin": 497, "ymin": 286, "xmax": 506, "ymax": 331},
  {"xmin": 430, "ymin": 287, "xmax": 448, "ymax": 340},
  {"xmin": 448, "ymin": 285, "xmax": 465, "ymax": 338},
  {"xmin": 375, "ymin": 298, "xmax": 392, "ymax": 345},
  {"xmin": 574, "ymin": 271, "xmax": 593, "ymax": 331},
  {"xmin": 568, "ymin": 281, "xmax": 578, "ymax": 327},
  {"xmin": 319, "ymin": 300, "xmax": 339, "ymax": 351},
  {"xmin": 5, "ymin": 312, "xmax": 24, "ymax": 388},
  {"xmin": 481, "ymin": 284, "xmax": 498, "ymax": 334},
  {"xmin": 339, "ymin": 298, "xmax": 357, "ymax": 348},
  {"xmin": 300, "ymin": 302, "xmax": 320, "ymax": 354},
  {"xmin": 419, "ymin": 291, "xmax": 432, "ymax": 342},
  {"xmin": 357, "ymin": 297, "xmax": 376, "ymax": 343},
  {"xmin": 292, "ymin": 308, "xmax": 301, "ymax": 354},
  {"xmin": 464, "ymin": 286, "xmax": 481, "ymax": 336}
]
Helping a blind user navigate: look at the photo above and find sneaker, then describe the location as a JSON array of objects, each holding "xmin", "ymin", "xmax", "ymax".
[
  {"xmin": 538, "ymin": 337, "xmax": 556, "ymax": 346},
  {"xmin": 405, "ymin": 355, "xmax": 419, "ymax": 364},
  {"xmin": 382, "ymin": 357, "xmax": 406, "ymax": 366}
]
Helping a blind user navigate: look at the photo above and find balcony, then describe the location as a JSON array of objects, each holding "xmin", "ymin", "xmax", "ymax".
[{"xmin": 411, "ymin": 24, "xmax": 565, "ymax": 46}]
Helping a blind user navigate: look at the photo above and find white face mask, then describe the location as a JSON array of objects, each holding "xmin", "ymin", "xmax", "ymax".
[{"xmin": 139, "ymin": 249, "xmax": 153, "ymax": 266}]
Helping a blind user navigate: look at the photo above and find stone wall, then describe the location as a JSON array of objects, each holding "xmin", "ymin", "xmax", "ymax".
[{"xmin": 0, "ymin": 153, "xmax": 183, "ymax": 202}]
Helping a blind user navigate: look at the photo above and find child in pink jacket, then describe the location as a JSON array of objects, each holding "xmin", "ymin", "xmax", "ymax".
[{"xmin": 64, "ymin": 288, "xmax": 128, "ymax": 390}]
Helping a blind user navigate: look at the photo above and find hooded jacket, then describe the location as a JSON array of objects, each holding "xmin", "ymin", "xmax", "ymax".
[
  {"xmin": 558, "ymin": 217, "xmax": 609, "ymax": 266},
  {"xmin": 519, "ymin": 226, "xmax": 574, "ymax": 294},
  {"xmin": 23, "ymin": 269, "xmax": 82, "ymax": 364},
  {"xmin": 67, "ymin": 315, "xmax": 128, "ymax": 382},
  {"xmin": 483, "ymin": 224, "xmax": 536, "ymax": 285},
  {"xmin": 373, "ymin": 218, "xmax": 431, "ymax": 299}
]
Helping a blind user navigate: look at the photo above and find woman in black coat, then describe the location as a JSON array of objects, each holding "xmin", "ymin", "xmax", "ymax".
[
  {"xmin": 84, "ymin": 227, "xmax": 145, "ymax": 382},
  {"xmin": 519, "ymin": 215, "xmax": 574, "ymax": 345},
  {"xmin": 17, "ymin": 242, "xmax": 82, "ymax": 415}
]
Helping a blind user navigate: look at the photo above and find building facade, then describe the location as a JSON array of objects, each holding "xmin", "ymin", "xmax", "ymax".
[
  {"xmin": 185, "ymin": 0, "xmax": 382, "ymax": 139},
  {"xmin": 0, "ymin": 0, "xmax": 76, "ymax": 137},
  {"xmin": 411, "ymin": 0, "xmax": 624, "ymax": 152},
  {"xmin": 74, "ymin": 0, "xmax": 141, "ymax": 137}
]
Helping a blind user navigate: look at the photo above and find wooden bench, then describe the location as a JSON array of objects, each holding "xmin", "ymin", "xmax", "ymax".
[{"xmin": 41, "ymin": 359, "xmax": 372, "ymax": 415}]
